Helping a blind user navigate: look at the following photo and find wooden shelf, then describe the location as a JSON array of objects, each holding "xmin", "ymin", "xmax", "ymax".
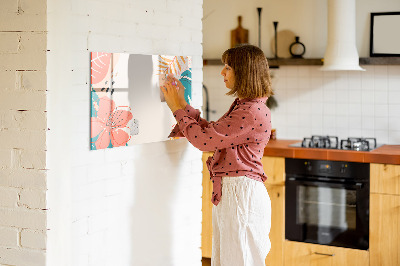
[
  {"xmin": 268, "ymin": 58, "xmax": 323, "ymax": 67},
  {"xmin": 203, "ymin": 58, "xmax": 323, "ymax": 67},
  {"xmin": 203, "ymin": 57, "xmax": 400, "ymax": 67},
  {"xmin": 359, "ymin": 57, "xmax": 400, "ymax": 65}
]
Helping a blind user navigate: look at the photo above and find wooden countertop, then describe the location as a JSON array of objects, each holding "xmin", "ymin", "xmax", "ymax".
[{"xmin": 263, "ymin": 139, "xmax": 400, "ymax": 165}]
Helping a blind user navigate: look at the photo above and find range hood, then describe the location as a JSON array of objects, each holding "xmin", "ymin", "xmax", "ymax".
[{"xmin": 320, "ymin": 0, "xmax": 365, "ymax": 71}]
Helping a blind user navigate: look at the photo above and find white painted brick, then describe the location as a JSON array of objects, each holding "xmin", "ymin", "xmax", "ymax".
[
  {"xmin": 135, "ymin": 24, "xmax": 168, "ymax": 40},
  {"xmin": 20, "ymin": 229, "xmax": 46, "ymax": 250},
  {"xmin": 0, "ymin": 129, "xmax": 46, "ymax": 150},
  {"xmin": 191, "ymin": 55, "xmax": 203, "ymax": 68},
  {"xmin": 19, "ymin": 0, "xmax": 47, "ymax": 15},
  {"xmin": 18, "ymin": 31, "xmax": 47, "ymax": 53},
  {"xmin": 180, "ymin": 15, "xmax": 202, "ymax": 30},
  {"xmin": 0, "ymin": 71, "xmax": 18, "ymax": 93},
  {"xmin": 152, "ymin": 11, "xmax": 180, "ymax": 27},
  {"xmin": 0, "ymin": 33, "xmax": 20, "ymax": 54},
  {"xmin": 104, "ymin": 147, "xmax": 135, "ymax": 162},
  {"xmin": 132, "ymin": 0, "xmax": 167, "ymax": 12},
  {"xmin": 0, "ymin": 34, "xmax": 47, "ymax": 71},
  {"xmin": 71, "ymin": 166, "xmax": 88, "ymax": 187},
  {"xmin": 0, "ymin": 169, "xmax": 46, "ymax": 189},
  {"xmin": 182, "ymin": 42, "xmax": 202, "ymax": 56},
  {"xmin": 87, "ymin": 164, "xmax": 108, "ymax": 183},
  {"xmin": 166, "ymin": 0, "xmax": 191, "ymax": 15},
  {"xmin": 0, "ymin": 187, "xmax": 19, "ymax": 208},
  {"xmin": 191, "ymin": 31, "xmax": 203, "ymax": 43},
  {"xmin": 88, "ymin": 212, "xmax": 109, "ymax": 233},
  {"xmin": 0, "ymin": 150, "xmax": 12, "ymax": 169},
  {"xmin": 190, "ymin": 3, "xmax": 203, "ymax": 19},
  {"xmin": 0, "ymin": 227, "xmax": 19, "ymax": 247},
  {"xmin": 0, "ymin": 247, "xmax": 45, "ymax": 266},
  {"xmin": 20, "ymin": 150, "xmax": 46, "ymax": 170},
  {"xmin": 0, "ymin": 90, "xmax": 46, "ymax": 111},
  {"xmin": 0, "ymin": 110, "xmax": 46, "ymax": 130},
  {"xmin": 120, "ymin": 37, "xmax": 153, "ymax": 54},
  {"xmin": 88, "ymin": 33, "xmax": 124, "ymax": 54},
  {"xmin": 105, "ymin": 178, "xmax": 123, "ymax": 196},
  {"xmin": 0, "ymin": 208, "xmax": 46, "ymax": 230},
  {"xmin": 19, "ymin": 189, "xmax": 46, "ymax": 209},
  {"xmin": 0, "ymin": 13, "xmax": 46, "ymax": 32},
  {"xmin": 0, "ymin": 0, "xmax": 18, "ymax": 13},
  {"xmin": 152, "ymin": 39, "xmax": 182, "ymax": 55},
  {"xmin": 18, "ymin": 70, "xmax": 47, "ymax": 91}
]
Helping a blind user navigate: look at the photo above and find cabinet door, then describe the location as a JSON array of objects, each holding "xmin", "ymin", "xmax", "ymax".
[
  {"xmin": 261, "ymin": 156, "xmax": 285, "ymax": 185},
  {"xmin": 202, "ymin": 152, "xmax": 213, "ymax": 258},
  {"xmin": 370, "ymin": 163, "xmax": 400, "ymax": 195},
  {"xmin": 370, "ymin": 193, "xmax": 400, "ymax": 266},
  {"xmin": 284, "ymin": 241, "xmax": 369, "ymax": 266},
  {"xmin": 264, "ymin": 185, "xmax": 284, "ymax": 266}
]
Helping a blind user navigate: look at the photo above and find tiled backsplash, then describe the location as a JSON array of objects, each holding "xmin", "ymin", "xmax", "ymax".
[{"xmin": 203, "ymin": 65, "xmax": 400, "ymax": 144}]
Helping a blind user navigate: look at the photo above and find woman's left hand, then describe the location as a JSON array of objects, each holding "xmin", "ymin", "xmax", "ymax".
[{"xmin": 161, "ymin": 76, "xmax": 185, "ymax": 113}]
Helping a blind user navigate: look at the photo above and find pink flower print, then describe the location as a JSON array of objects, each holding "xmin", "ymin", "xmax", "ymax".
[
  {"xmin": 91, "ymin": 96, "xmax": 133, "ymax": 149},
  {"xmin": 91, "ymin": 52, "xmax": 112, "ymax": 86}
]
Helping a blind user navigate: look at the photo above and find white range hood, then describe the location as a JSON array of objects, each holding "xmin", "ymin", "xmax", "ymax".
[{"xmin": 320, "ymin": 0, "xmax": 365, "ymax": 71}]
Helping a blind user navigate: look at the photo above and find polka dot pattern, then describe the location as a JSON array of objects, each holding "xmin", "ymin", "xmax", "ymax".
[{"xmin": 170, "ymin": 97, "xmax": 272, "ymax": 206}]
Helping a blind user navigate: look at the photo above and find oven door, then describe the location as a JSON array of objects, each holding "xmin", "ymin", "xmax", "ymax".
[{"xmin": 285, "ymin": 177, "xmax": 369, "ymax": 250}]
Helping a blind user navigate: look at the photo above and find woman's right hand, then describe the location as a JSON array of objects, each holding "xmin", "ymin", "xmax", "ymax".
[{"xmin": 167, "ymin": 75, "xmax": 187, "ymax": 108}]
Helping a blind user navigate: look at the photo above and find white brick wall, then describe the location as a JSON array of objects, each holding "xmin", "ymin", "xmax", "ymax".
[
  {"xmin": 3, "ymin": 1, "xmax": 203, "ymax": 266},
  {"xmin": 0, "ymin": 0, "xmax": 48, "ymax": 265},
  {"xmin": 46, "ymin": 1, "xmax": 203, "ymax": 266}
]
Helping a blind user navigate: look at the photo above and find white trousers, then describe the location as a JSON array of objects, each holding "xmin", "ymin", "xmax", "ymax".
[{"xmin": 212, "ymin": 176, "xmax": 271, "ymax": 266}]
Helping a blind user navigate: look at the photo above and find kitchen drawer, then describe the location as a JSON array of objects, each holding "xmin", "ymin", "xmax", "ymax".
[
  {"xmin": 284, "ymin": 241, "xmax": 369, "ymax": 266},
  {"xmin": 370, "ymin": 163, "xmax": 400, "ymax": 195}
]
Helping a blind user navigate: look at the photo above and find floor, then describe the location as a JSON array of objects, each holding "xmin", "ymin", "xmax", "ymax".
[{"xmin": 202, "ymin": 257, "xmax": 211, "ymax": 266}]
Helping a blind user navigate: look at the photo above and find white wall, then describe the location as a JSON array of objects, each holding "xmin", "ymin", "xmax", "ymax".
[
  {"xmin": 46, "ymin": 0, "xmax": 203, "ymax": 266},
  {"xmin": 203, "ymin": 0, "xmax": 400, "ymax": 145},
  {"xmin": 0, "ymin": 0, "xmax": 48, "ymax": 265},
  {"xmin": 203, "ymin": 0, "xmax": 400, "ymax": 58}
]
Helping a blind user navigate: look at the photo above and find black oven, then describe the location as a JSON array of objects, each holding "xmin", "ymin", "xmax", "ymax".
[{"xmin": 285, "ymin": 158, "xmax": 369, "ymax": 250}]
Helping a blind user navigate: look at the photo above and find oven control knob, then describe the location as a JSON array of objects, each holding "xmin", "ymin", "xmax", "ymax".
[
  {"xmin": 305, "ymin": 162, "xmax": 312, "ymax": 171},
  {"xmin": 340, "ymin": 164, "xmax": 347, "ymax": 174}
]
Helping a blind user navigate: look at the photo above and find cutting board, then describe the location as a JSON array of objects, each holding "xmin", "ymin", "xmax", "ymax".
[{"xmin": 231, "ymin": 16, "xmax": 249, "ymax": 48}]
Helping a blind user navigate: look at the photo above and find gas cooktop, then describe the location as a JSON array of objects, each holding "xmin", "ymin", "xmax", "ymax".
[{"xmin": 289, "ymin": 135, "xmax": 383, "ymax": 151}]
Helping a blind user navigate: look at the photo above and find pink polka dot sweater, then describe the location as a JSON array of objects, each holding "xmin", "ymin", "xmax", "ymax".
[{"xmin": 169, "ymin": 97, "xmax": 271, "ymax": 206}]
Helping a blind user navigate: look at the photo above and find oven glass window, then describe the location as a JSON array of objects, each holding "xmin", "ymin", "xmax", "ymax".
[{"xmin": 297, "ymin": 186, "xmax": 356, "ymax": 230}]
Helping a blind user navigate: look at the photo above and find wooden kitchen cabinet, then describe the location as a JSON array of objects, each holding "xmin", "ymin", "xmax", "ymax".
[
  {"xmin": 370, "ymin": 163, "xmax": 400, "ymax": 266},
  {"xmin": 261, "ymin": 156, "xmax": 285, "ymax": 186},
  {"xmin": 284, "ymin": 241, "xmax": 369, "ymax": 266},
  {"xmin": 370, "ymin": 163, "xmax": 400, "ymax": 195},
  {"xmin": 370, "ymin": 193, "xmax": 400, "ymax": 266}
]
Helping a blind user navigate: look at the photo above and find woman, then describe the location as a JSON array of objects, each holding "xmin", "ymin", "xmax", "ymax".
[{"xmin": 161, "ymin": 44, "xmax": 273, "ymax": 266}]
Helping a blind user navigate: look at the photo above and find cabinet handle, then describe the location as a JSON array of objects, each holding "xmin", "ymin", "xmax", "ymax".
[{"xmin": 313, "ymin": 252, "xmax": 335, "ymax": 257}]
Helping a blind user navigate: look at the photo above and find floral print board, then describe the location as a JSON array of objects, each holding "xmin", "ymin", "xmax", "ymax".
[{"xmin": 90, "ymin": 52, "xmax": 192, "ymax": 150}]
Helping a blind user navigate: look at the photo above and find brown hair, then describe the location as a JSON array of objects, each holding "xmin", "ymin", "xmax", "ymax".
[{"xmin": 221, "ymin": 44, "xmax": 273, "ymax": 99}]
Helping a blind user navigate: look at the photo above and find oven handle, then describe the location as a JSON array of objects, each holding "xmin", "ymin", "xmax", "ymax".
[{"xmin": 287, "ymin": 177, "xmax": 364, "ymax": 189}]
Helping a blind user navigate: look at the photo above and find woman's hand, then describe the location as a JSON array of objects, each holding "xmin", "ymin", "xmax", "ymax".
[
  {"xmin": 172, "ymin": 76, "xmax": 188, "ymax": 108},
  {"xmin": 161, "ymin": 76, "xmax": 186, "ymax": 113}
]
